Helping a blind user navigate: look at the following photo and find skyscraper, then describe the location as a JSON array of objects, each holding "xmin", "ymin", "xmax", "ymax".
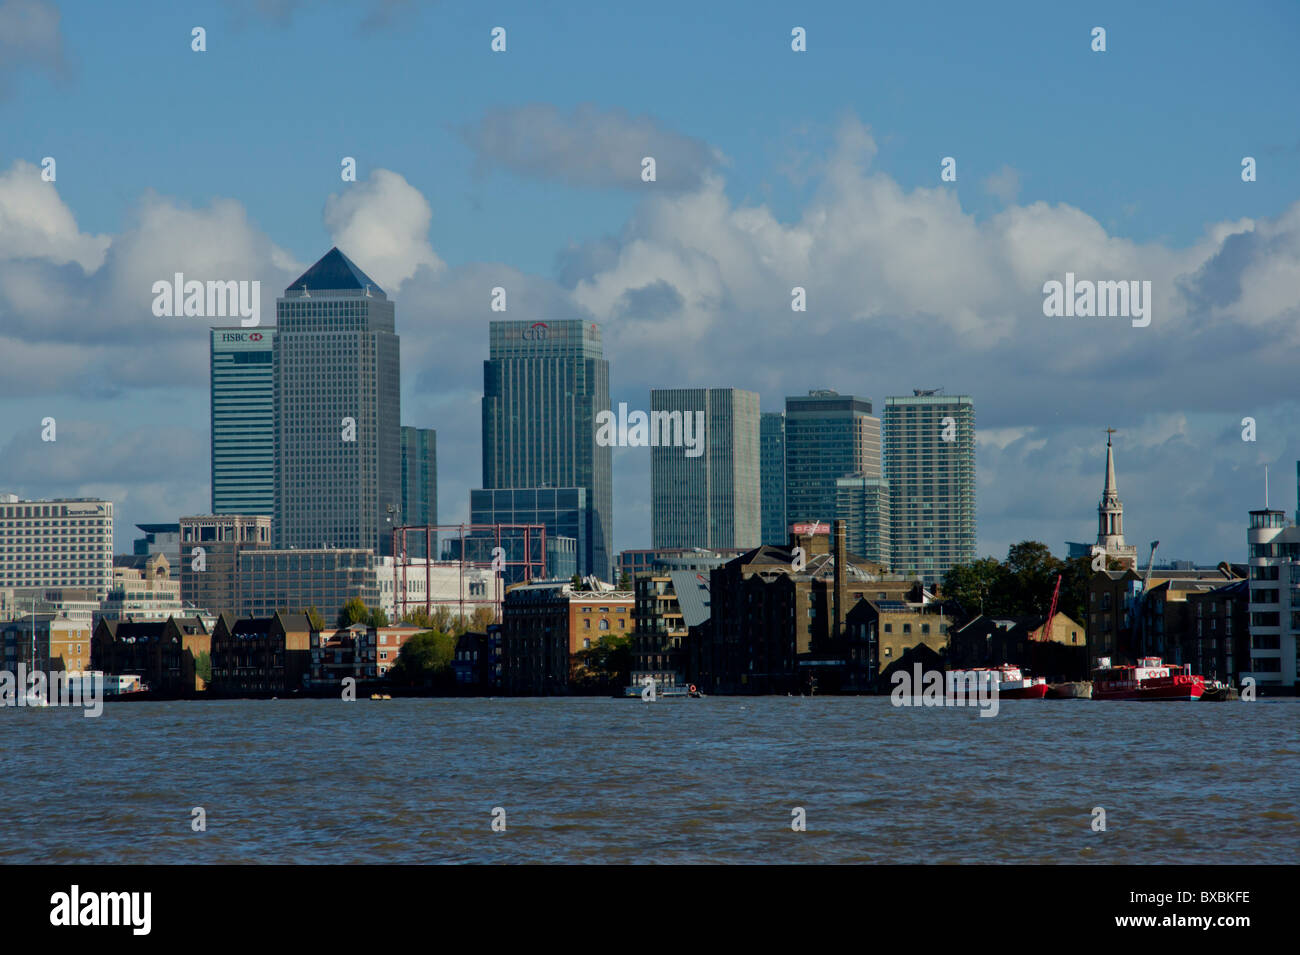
[
  {"xmin": 650, "ymin": 388, "xmax": 760, "ymax": 550},
  {"xmin": 273, "ymin": 248, "xmax": 400, "ymax": 554},
  {"xmin": 211, "ymin": 327, "xmax": 275, "ymax": 515},
  {"xmin": 882, "ymin": 391, "xmax": 976, "ymax": 584},
  {"xmin": 400, "ymin": 426, "xmax": 437, "ymax": 557},
  {"xmin": 760, "ymin": 411, "xmax": 787, "ymax": 545},
  {"xmin": 784, "ymin": 390, "xmax": 880, "ymax": 531},
  {"xmin": 835, "ymin": 474, "xmax": 891, "ymax": 566},
  {"xmin": 482, "ymin": 320, "xmax": 612, "ymax": 578}
]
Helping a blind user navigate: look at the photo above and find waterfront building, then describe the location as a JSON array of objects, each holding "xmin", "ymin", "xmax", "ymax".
[
  {"xmin": 1245, "ymin": 506, "xmax": 1300, "ymax": 689},
  {"xmin": 1088, "ymin": 565, "xmax": 1244, "ymax": 663},
  {"xmin": 500, "ymin": 582, "xmax": 632, "ymax": 694},
  {"xmin": 697, "ymin": 521, "xmax": 920, "ymax": 695},
  {"xmin": 650, "ymin": 388, "xmax": 760, "ymax": 550},
  {"xmin": 760, "ymin": 411, "xmax": 787, "ymax": 545},
  {"xmin": 179, "ymin": 514, "xmax": 273, "ymax": 616},
  {"xmin": 399, "ymin": 426, "xmax": 437, "ymax": 557},
  {"xmin": 274, "ymin": 248, "xmax": 401, "ymax": 555},
  {"xmin": 97, "ymin": 554, "xmax": 183, "ymax": 623},
  {"xmin": 209, "ymin": 611, "xmax": 313, "ymax": 694},
  {"xmin": 1185, "ymin": 579, "xmax": 1251, "ymax": 685},
  {"xmin": 842, "ymin": 598, "xmax": 953, "ymax": 689},
  {"xmin": 307, "ymin": 622, "xmax": 422, "ymax": 686},
  {"xmin": 210, "ymin": 327, "xmax": 275, "ymax": 515},
  {"xmin": 91, "ymin": 616, "xmax": 210, "ymax": 695},
  {"xmin": 0, "ymin": 493, "xmax": 114, "ymax": 598},
  {"xmin": 784, "ymin": 391, "xmax": 880, "ymax": 533},
  {"xmin": 631, "ymin": 571, "xmax": 712, "ymax": 691},
  {"xmin": 481, "ymin": 320, "xmax": 612, "ymax": 578},
  {"xmin": 2, "ymin": 613, "xmax": 93, "ymax": 674},
  {"xmin": 882, "ymin": 391, "xmax": 975, "ymax": 584}
]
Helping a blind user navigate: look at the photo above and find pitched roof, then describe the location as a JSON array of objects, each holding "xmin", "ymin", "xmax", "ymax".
[
  {"xmin": 285, "ymin": 247, "xmax": 383, "ymax": 296},
  {"xmin": 668, "ymin": 570, "xmax": 712, "ymax": 628}
]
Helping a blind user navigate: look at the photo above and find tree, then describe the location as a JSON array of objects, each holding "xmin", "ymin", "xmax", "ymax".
[
  {"xmin": 402, "ymin": 607, "xmax": 434, "ymax": 630},
  {"xmin": 367, "ymin": 607, "xmax": 389, "ymax": 628},
  {"xmin": 572, "ymin": 633, "xmax": 632, "ymax": 691},
  {"xmin": 469, "ymin": 606, "xmax": 497, "ymax": 633},
  {"xmin": 618, "ymin": 571, "xmax": 632, "ymax": 590},
  {"xmin": 571, "ymin": 573, "xmax": 584, "ymax": 589},
  {"xmin": 303, "ymin": 606, "xmax": 326, "ymax": 631},
  {"xmin": 941, "ymin": 557, "xmax": 1005, "ymax": 618},
  {"xmin": 194, "ymin": 650, "xmax": 212, "ymax": 684},
  {"xmin": 388, "ymin": 630, "xmax": 457, "ymax": 685},
  {"xmin": 338, "ymin": 596, "xmax": 370, "ymax": 629}
]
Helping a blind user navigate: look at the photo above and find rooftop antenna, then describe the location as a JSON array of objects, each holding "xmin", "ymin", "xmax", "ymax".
[{"xmin": 1265, "ymin": 465, "xmax": 1269, "ymax": 508}]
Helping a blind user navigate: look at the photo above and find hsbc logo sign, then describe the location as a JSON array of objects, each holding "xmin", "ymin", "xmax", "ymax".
[
  {"xmin": 220, "ymin": 331, "xmax": 267, "ymax": 343},
  {"xmin": 250, "ymin": 332, "xmax": 263, "ymax": 341},
  {"xmin": 521, "ymin": 322, "xmax": 549, "ymax": 341}
]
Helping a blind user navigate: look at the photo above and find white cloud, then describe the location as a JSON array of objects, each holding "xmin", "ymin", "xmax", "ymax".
[{"xmin": 324, "ymin": 169, "xmax": 445, "ymax": 294}]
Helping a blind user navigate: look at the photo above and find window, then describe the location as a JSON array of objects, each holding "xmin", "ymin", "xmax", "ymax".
[
  {"xmin": 903, "ymin": 624, "xmax": 912, "ymax": 634},
  {"xmin": 599, "ymin": 620, "xmax": 609, "ymax": 631}
]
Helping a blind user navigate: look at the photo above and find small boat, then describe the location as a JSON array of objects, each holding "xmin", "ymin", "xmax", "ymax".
[
  {"xmin": 1200, "ymin": 681, "xmax": 1238, "ymax": 702},
  {"xmin": 1091, "ymin": 656, "xmax": 1205, "ymax": 701},
  {"xmin": 369, "ymin": 693, "xmax": 392, "ymax": 701},
  {"xmin": 1047, "ymin": 681, "xmax": 1093, "ymax": 699},
  {"xmin": 946, "ymin": 665, "xmax": 1048, "ymax": 700}
]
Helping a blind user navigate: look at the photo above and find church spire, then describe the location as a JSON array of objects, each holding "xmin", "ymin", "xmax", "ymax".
[{"xmin": 1096, "ymin": 428, "xmax": 1137, "ymax": 569}]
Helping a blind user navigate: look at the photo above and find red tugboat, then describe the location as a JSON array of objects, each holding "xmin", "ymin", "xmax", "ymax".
[{"xmin": 1091, "ymin": 656, "xmax": 1205, "ymax": 701}]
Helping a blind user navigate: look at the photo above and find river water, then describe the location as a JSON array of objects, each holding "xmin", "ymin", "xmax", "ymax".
[{"xmin": 3, "ymin": 697, "xmax": 1297, "ymax": 863}]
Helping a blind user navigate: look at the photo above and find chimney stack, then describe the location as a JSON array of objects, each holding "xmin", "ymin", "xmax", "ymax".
[{"xmin": 833, "ymin": 519, "xmax": 847, "ymax": 641}]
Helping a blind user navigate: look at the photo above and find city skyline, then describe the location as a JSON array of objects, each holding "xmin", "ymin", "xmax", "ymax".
[{"xmin": 2, "ymin": 2, "xmax": 1298, "ymax": 568}]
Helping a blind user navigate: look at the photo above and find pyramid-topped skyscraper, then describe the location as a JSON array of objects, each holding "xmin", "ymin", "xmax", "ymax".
[{"xmin": 273, "ymin": 248, "xmax": 400, "ymax": 554}]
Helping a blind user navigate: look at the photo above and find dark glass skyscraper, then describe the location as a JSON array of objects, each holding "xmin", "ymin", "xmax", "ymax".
[
  {"xmin": 784, "ymin": 390, "xmax": 880, "ymax": 530},
  {"xmin": 211, "ymin": 327, "xmax": 275, "ymax": 515},
  {"xmin": 760, "ymin": 411, "xmax": 787, "ymax": 544},
  {"xmin": 273, "ymin": 248, "xmax": 400, "ymax": 554},
  {"xmin": 481, "ymin": 320, "xmax": 612, "ymax": 578},
  {"xmin": 400, "ymin": 426, "xmax": 437, "ymax": 557}
]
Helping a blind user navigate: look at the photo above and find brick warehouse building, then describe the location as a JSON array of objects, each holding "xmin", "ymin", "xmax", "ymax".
[
  {"xmin": 501, "ymin": 582, "xmax": 632, "ymax": 694},
  {"xmin": 209, "ymin": 611, "xmax": 312, "ymax": 695},
  {"xmin": 92, "ymin": 616, "xmax": 210, "ymax": 695}
]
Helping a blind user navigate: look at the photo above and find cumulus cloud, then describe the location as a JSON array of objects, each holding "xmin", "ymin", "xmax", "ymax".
[
  {"xmin": 3, "ymin": 115, "xmax": 1299, "ymax": 560},
  {"xmin": 0, "ymin": 161, "xmax": 109, "ymax": 270},
  {"xmin": 324, "ymin": 169, "xmax": 445, "ymax": 293},
  {"xmin": 459, "ymin": 103, "xmax": 725, "ymax": 192}
]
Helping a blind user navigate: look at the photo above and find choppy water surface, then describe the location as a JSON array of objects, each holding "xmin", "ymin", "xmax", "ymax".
[{"xmin": 2, "ymin": 697, "xmax": 1297, "ymax": 863}]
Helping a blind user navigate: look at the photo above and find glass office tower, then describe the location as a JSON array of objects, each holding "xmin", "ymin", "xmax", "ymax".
[
  {"xmin": 211, "ymin": 327, "xmax": 275, "ymax": 515},
  {"xmin": 481, "ymin": 320, "xmax": 612, "ymax": 579},
  {"xmin": 273, "ymin": 248, "xmax": 401, "ymax": 555}
]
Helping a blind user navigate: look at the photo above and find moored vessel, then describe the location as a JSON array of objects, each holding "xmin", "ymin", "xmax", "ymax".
[
  {"xmin": 1091, "ymin": 656, "xmax": 1205, "ymax": 701},
  {"xmin": 946, "ymin": 664, "xmax": 1048, "ymax": 700},
  {"xmin": 1047, "ymin": 681, "xmax": 1093, "ymax": 699}
]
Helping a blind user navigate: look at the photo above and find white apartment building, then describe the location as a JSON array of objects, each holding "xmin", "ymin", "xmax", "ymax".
[
  {"xmin": 1245, "ymin": 507, "xmax": 1299, "ymax": 689},
  {"xmin": 0, "ymin": 494, "xmax": 114, "ymax": 597}
]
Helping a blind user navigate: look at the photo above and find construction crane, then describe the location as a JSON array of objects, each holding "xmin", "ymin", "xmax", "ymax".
[
  {"xmin": 1039, "ymin": 574, "xmax": 1062, "ymax": 642},
  {"xmin": 1137, "ymin": 541, "xmax": 1160, "ymax": 654}
]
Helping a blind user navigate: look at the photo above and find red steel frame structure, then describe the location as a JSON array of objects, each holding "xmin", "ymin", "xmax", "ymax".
[{"xmin": 391, "ymin": 523, "xmax": 547, "ymax": 623}]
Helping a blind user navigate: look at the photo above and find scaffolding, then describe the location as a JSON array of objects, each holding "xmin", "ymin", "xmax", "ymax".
[{"xmin": 391, "ymin": 523, "xmax": 548, "ymax": 624}]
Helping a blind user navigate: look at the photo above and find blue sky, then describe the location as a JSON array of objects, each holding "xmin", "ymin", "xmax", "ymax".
[{"xmin": 2, "ymin": 0, "xmax": 1298, "ymax": 563}]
